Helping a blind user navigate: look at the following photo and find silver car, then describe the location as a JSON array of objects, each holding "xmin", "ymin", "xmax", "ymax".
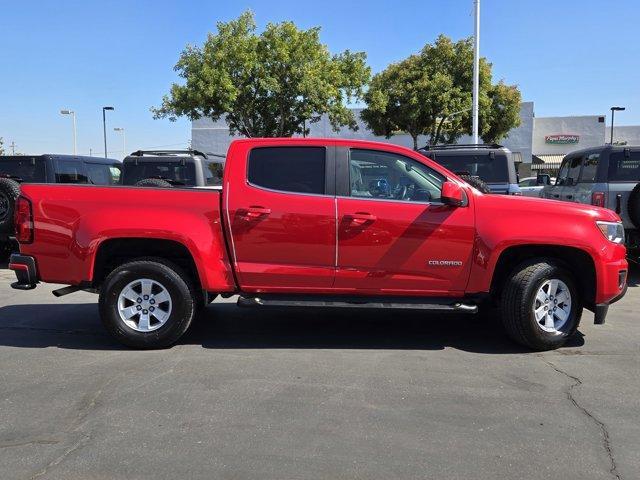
[
  {"xmin": 541, "ymin": 145, "xmax": 640, "ymax": 258},
  {"xmin": 518, "ymin": 175, "xmax": 555, "ymax": 197}
]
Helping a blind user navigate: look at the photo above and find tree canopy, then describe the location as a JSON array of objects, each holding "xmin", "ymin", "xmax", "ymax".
[
  {"xmin": 361, "ymin": 35, "xmax": 522, "ymax": 150},
  {"xmin": 153, "ymin": 11, "xmax": 370, "ymax": 137}
]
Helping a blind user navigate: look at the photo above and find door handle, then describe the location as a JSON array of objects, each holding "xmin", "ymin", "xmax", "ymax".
[
  {"xmin": 552, "ymin": 194, "xmax": 560, "ymax": 198},
  {"xmin": 565, "ymin": 195, "xmax": 573, "ymax": 200},
  {"xmin": 245, "ymin": 206, "xmax": 271, "ymax": 218},
  {"xmin": 346, "ymin": 212, "xmax": 377, "ymax": 225}
]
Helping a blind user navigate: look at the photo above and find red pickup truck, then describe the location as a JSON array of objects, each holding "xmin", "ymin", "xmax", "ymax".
[{"xmin": 9, "ymin": 138, "xmax": 628, "ymax": 350}]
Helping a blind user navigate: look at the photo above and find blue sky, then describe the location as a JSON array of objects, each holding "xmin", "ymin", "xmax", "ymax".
[{"xmin": 1, "ymin": 0, "xmax": 639, "ymax": 157}]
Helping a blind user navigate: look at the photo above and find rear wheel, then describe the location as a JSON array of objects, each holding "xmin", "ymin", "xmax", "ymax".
[
  {"xmin": 500, "ymin": 260, "xmax": 582, "ymax": 350},
  {"xmin": 135, "ymin": 178, "xmax": 173, "ymax": 188},
  {"xmin": 99, "ymin": 259, "xmax": 196, "ymax": 348}
]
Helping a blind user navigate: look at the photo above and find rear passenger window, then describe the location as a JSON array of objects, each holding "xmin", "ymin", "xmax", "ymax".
[
  {"xmin": 579, "ymin": 154, "xmax": 599, "ymax": 182},
  {"xmin": 248, "ymin": 147, "xmax": 326, "ymax": 194},
  {"xmin": 556, "ymin": 160, "xmax": 569, "ymax": 186},
  {"xmin": 54, "ymin": 159, "xmax": 89, "ymax": 184},
  {"xmin": 608, "ymin": 151, "xmax": 640, "ymax": 181}
]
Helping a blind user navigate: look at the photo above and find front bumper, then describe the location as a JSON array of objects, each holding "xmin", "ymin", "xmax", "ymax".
[{"xmin": 9, "ymin": 254, "xmax": 38, "ymax": 290}]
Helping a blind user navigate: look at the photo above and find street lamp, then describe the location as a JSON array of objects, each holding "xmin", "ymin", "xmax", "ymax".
[
  {"xmin": 113, "ymin": 127, "xmax": 126, "ymax": 157},
  {"xmin": 60, "ymin": 109, "xmax": 77, "ymax": 155},
  {"xmin": 102, "ymin": 106, "xmax": 114, "ymax": 158},
  {"xmin": 610, "ymin": 106, "xmax": 625, "ymax": 144}
]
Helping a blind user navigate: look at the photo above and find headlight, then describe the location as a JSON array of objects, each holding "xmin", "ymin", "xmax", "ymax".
[{"xmin": 596, "ymin": 221, "xmax": 625, "ymax": 244}]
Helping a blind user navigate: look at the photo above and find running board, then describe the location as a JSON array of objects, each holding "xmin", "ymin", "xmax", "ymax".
[{"xmin": 237, "ymin": 295, "xmax": 478, "ymax": 313}]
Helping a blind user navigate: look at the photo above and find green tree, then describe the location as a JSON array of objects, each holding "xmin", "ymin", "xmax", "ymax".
[
  {"xmin": 361, "ymin": 35, "xmax": 521, "ymax": 150},
  {"xmin": 153, "ymin": 11, "xmax": 370, "ymax": 137},
  {"xmin": 0, "ymin": 138, "xmax": 4, "ymax": 155}
]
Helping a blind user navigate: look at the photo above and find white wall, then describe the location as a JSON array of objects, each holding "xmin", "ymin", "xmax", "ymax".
[{"xmin": 532, "ymin": 116, "xmax": 606, "ymax": 155}]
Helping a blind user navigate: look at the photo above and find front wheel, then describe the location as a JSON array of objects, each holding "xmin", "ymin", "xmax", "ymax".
[
  {"xmin": 500, "ymin": 260, "xmax": 582, "ymax": 351},
  {"xmin": 99, "ymin": 259, "xmax": 197, "ymax": 348}
]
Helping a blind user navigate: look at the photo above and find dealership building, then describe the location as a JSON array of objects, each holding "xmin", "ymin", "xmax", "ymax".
[{"xmin": 192, "ymin": 101, "xmax": 640, "ymax": 176}]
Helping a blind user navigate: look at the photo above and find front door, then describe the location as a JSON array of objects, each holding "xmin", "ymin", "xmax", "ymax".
[
  {"xmin": 226, "ymin": 144, "xmax": 336, "ymax": 292},
  {"xmin": 335, "ymin": 148, "xmax": 475, "ymax": 296}
]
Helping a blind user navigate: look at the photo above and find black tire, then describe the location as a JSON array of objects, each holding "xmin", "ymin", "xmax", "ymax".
[
  {"xmin": 0, "ymin": 178, "xmax": 21, "ymax": 234},
  {"xmin": 627, "ymin": 182, "xmax": 640, "ymax": 229},
  {"xmin": 500, "ymin": 259, "xmax": 582, "ymax": 351},
  {"xmin": 135, "ymin": 178, "xmax": 173, "ymax": 188},
  {"xmin": 459, "ymin": 174, "xmax": 491, "ymax": 194},
  {"xmin": 98, "ymin": 258, "xmax": 197, "ymax": 348}
]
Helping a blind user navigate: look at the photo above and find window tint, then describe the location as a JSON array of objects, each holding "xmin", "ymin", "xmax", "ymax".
[
  {"xmin": 556, "ymin": 160, "xmax": 569, "ymax": 186},
  {"xmin": 566, "ymin": 156, "xmax": 583, "ymax": 186},
  {"xmin": 85, "ymin": 163, "xmax": 121, "ymax": 185},
  {"xmin": 121, "ymin": 161, "xmax": 196, "ymax": 186},
  {"xmin": 248, "ymin": 147, "xmax": 325, "ymax": 194},
  {"xmin": 205, "ymin": 160, "xmax": 224, "ymax": 186},
  {"xmin": 608, "ymin": 150, "xmax": 640, "ymax": 181},
  {"xmin": 0, "ymin": 157, "xmax": 46, "ymax": 182},
  {"xmin": 350, "ymin": 149, "xmax": 444, "ymax": 202},
  {"xmin": 579, "ymin": 154, "xmax": 599, "ymax": 182},
  {"xmin": 428, "ymin": 152, "xmax": 509, "ymax": 183},
  {"xmin": 54, "ymin": 159, "xmax": 88, "ymax": 184}
]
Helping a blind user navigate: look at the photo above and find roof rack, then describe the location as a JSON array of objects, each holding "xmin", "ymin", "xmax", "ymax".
[
  {"xmin": 419, "ymin": 143, "xmax": 504, "ymax": 150},
  {"xmin": 129, "ymin": 149, "xmax": 208, "ymax": 158}
]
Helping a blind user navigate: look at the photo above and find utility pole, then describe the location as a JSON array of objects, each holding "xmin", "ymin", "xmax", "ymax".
[
  {"xmin": 10, "ymin": 141, "xmax": 16, "ymax": 155},
  {"xmin": 89, "ymin": 148, "xmax": 93, "ymax": 157},
  {"xmin": 610, "ymin": 106, "xmax": 625, "ymax": 144},
  {"xmin": 472, "ymin": 0, "xmax": 480, "ymax": 144}
]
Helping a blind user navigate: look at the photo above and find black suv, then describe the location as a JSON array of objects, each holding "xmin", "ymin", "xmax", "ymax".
[
  {"xmin": 418, "ymin": 144, "xmax": 521, "ymax": 195},
  {"xmin": 0, "ymin": 154, "xmax": 121, "ymax": 260},
  {"xmin": 121, "ymin": 150, "xmax": 224, "ymax": 188}
]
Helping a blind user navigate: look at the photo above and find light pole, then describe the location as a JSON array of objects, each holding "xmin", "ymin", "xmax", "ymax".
[
  {"xmin": 60, "ymin": 109, "xmax": 77, "ymax": 155},
  {"xmin": 114, "ymin": 127, "xmax": 126, "ymax": 157},
  {"xmin": 102, "ymin": 106, "xmax": 114, "ymax": 157},
  {"xmin": 472, "ymin": 0, "xmax": 480, "ymax": 144},
  {"xmin": 610, "ymin": 106, "xmax": 625, "ymax": 144}
]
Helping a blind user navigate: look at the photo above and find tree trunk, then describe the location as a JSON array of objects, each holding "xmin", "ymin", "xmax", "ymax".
[
  {"xmin": 433, "ymin": 116, "xmax": 447, "ymax": 146},
  {"xmin": 412, "ymin": 134, "xmax": 418, "ymax": 151}
]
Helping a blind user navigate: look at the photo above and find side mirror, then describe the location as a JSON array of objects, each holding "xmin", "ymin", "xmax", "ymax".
[{"xmin": 441, "ymin": 181, "xmax": 465, "ymax": 206}]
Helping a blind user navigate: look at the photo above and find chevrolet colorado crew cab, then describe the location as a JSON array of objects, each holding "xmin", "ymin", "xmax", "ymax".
[{"xmin": 9, "ymin": 138, "xmax": 628, "ymax": 351}]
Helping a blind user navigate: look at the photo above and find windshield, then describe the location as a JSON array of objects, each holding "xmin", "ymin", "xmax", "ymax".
[
  {"xmin": 0, "ymin": 157, "xmax": 46, "ymax": 182},
  {"xmin": 431, "ymin": 153, "xmax": 509, "ymax": 183},
  {"xmin": 122, "ymin": 161, "xmax": 196, "ymax": 186}
]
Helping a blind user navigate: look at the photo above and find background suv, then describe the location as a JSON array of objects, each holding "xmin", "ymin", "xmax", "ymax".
[
  {"xmin": 418, "ymin": 144, "xmax": 521, "ymax": 195},
  {"xmin": 121, "ymin": 150, "xmax": 224, "ymax": 188},
  {"xmin": 541, "ymin": 145, "xmax": 640, "ymax": 260}
]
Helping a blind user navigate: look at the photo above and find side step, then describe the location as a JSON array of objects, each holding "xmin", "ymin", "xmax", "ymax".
[{"xmin": 237, "ymin": 295, "xmax": 478, "ymax": 313}]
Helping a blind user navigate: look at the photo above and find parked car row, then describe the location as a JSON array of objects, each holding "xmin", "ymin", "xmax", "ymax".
[{"xmin": 8, "ymin": 138, "xmax": 628, "ymax": 351}]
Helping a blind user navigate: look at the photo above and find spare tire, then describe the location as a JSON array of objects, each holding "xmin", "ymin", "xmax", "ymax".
[
  {"xmin": 0, "ymin": 178, "xmax": 21, "ymax": 234},
  {"xmin": 135, "ymin": 178, "xmax": 173, "ymax": 188},
  {"xmin": 459, "ymin": 174, "xmax": 491, "ymax": 194},
  {"xmin": 628, "ymin": 182, "xmax": 640, "ymax": 229}
]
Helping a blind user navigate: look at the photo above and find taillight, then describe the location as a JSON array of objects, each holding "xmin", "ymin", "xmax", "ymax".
[
  {"xmin": 14, "ymin": 196, "xmax": 33, "ymax": 243},
  {"xmin": 591, "ymin": 192, "xmax": 606, "ymax": 207}
]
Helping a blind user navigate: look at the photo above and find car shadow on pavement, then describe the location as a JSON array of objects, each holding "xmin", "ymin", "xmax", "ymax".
[{"xmin": 0, "ymin": 301, "xmax": 585, "ymax": 354}]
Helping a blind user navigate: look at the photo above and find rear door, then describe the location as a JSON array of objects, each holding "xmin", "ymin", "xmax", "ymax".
[
  {"xmin": 573, "ymin": 152, "xmax": 600, "ymax": 205},
  {"xmin": 335, "ymin": 147, "xmax": 475, "ymax": 295},
  {"xmin": 225, "ymin": 143, "xmax": 337, "ymax": 291}
]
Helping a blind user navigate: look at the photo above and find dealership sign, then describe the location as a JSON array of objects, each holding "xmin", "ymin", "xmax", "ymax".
[{"xmin": 545, "ymin": 134, "xmax": 580, "ymax": 145}]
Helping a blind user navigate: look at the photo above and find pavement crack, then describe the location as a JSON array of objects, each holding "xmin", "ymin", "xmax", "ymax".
[
  {"xmin": 543, "ymin": 359, "xmax": 622, "ymax": 480},
  {"xmin": 29, "ymin": 434, "xmax": 90, "ymax": 480}
]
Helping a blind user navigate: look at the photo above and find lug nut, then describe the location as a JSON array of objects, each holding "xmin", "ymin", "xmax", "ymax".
[
  {"xmin": 149, "ymin": 307, "xmax": 155, "ymax": 312},
  {"xmin": 137, "ymin": 298, "xmax": 142, "ymax": 303},
  {"xmin": 143, "ymin": 295, "xmax": 149, "ymax": 300},
  {"xmin": 142, "ymin": 309, "xmax": 148, "ymax": 314},
  {"xmin": 149, "ymin": 299, "xmax": 155, "ymax": 305}
]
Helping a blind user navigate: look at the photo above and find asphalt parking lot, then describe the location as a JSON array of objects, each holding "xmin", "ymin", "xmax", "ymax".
[{"xmin": 0, "ymin": 265, "xmax": 638, "ymax": 480}]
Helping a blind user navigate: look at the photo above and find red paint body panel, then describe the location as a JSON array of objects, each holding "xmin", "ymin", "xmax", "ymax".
[
  {"xmin": 15, "ymin": 137, "xmax": 627, "ymax": 308},
  {"xmin": 18, "ymin": 184, "xmax": 235, "ymax": 292}
]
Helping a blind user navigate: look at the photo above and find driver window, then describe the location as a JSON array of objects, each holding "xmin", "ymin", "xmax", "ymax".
[
  {"xmin": 556, "ymin": 159, "xmax": 569, "ymax": 186},
  {"xmin": 349, "ymin": 149, "xmax": 444, "ymax": 202}
]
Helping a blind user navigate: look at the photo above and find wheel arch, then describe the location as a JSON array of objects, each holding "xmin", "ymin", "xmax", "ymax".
[
  {"xmin": 489, "ymin": 245, "xmax": 597, "ymax": 309},
  {"xmin": 92, "ymin": 238, "xmax": 202, "ymax": 291}
]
